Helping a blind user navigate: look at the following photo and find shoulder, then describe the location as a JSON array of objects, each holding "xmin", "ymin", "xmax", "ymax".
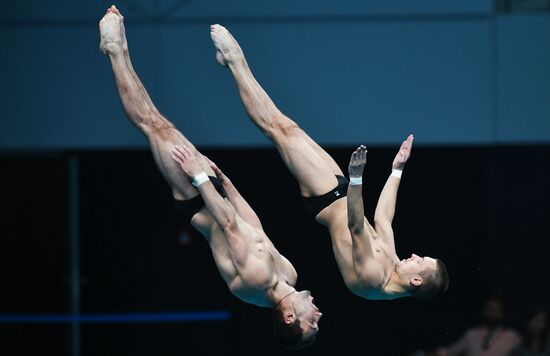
[
  {"xmin": 355, "ymin": 260, "xmax": 387, "ymax": 290},
  {"xmin": 280, "ymin": 254, "xmax": 298, "ymax": 286},
  {"xmin": 350, "ymin": 278, "xmax": 390, "ymax": 299}
]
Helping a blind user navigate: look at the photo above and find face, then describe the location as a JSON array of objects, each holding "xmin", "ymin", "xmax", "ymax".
[
  {"xmin": 398, "ymin": 254, "xmax": 438, "ymax": 281},
  {"xmin": 293, "ymin": 290, "xmax": 322, "ymax": 337}
]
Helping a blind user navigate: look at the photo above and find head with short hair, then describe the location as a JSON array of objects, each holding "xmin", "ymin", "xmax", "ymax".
[
  {"xmin": 272, "ymin": 290, "xmax": 321, "ymax": 349},
  {"xmin": 397, "ymin": 254, "xmax": 449, "ymax": 300}
]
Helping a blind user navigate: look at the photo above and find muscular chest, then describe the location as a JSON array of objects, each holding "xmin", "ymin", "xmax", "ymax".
[{"xmin": 370, "ymin": 236, "xmax": 396, "ymax": 264}]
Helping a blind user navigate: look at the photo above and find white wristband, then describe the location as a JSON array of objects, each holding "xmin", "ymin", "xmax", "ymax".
[
  {"xmin": 349, "ymin": 177, "xmax": 363, "ymax": 185},
  {"xmin": 192, "ymin": 172, "xmax": 210, "ymax": 187},
  {"xmin": 391, "ymin": 169, "xmax": 403, "ymax": 179}
]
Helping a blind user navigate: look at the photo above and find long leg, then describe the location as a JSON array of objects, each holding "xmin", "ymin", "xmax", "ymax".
[
  {"xmin": 100, "ymin": 8, "xmax": 239, "ymax": 287},
  {"xmin": 210, "ymin": 25, "xmax": 365, "ymax": 288},
  {"xmin": 211, "ymin": 25, "xmax": 342, "ymax": 197},
  {"xmin": 100, "ymin": 8, "xmax": 214, "ymax": 201}
]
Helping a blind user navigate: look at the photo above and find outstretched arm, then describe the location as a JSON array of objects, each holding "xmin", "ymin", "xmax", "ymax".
[
  {"xmin": 347, "ymin": 146, "xmax": 381, "ymax": 281},
  {"xmin": 347, "ymin": 146, "xmax": 369, "ymax": 235},
  {"xmin": 374, "ymin": 135, "xmax": 413, "ymax": 253},
  {"xmin": 204, "ymin": 157, "xmax": 263, "ymax": 229}
]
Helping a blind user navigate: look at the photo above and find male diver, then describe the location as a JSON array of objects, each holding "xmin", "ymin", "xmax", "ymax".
[
  {"xmin": 99, "ymin": 7, "xmax": 321, "ymax": 348},
  {"xmin": 210, "ymin": 24, "xmax": 449, "ymax": 301}
]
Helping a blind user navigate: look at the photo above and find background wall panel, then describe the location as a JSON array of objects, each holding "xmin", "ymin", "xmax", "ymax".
[{"xmin": 497, "ymin": 15, "xmax": 550, "ymax": 143}]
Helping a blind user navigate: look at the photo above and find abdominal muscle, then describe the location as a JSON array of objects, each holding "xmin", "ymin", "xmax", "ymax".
[{"xmin": 200, "ymin": 214, "xmax": 281, "ymax": 307}]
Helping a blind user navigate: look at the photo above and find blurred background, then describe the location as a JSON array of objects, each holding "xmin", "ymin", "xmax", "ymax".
[{"xmin": 1, "ymin": 0, "xmax": 549, "ymax": 355}]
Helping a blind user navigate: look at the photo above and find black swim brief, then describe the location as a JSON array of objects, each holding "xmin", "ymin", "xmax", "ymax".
[
  {"xmin": 302, "ymin": 175, "xmax": 349, "ymax": 218},
  {"xmin": 174, "ymin": 176, "xmax": 227, "ymax": 222}
]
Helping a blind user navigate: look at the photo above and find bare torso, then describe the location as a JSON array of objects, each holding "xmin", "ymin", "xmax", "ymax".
[
  {"xmin": 192, "ymin": 206, "xmax": 297, "ymax": 307},
  {"xmin": 315, "ymin": 198, "xmax": 400, "ymax": 299}
]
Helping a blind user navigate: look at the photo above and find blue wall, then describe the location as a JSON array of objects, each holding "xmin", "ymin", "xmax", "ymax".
[
  {"xmin": 497, "ymin": 15, "xmax": 550, "ymax": 142},
  {"xmin": 1, "ymin": 1, "xmax": 548, "ymax": 149}
]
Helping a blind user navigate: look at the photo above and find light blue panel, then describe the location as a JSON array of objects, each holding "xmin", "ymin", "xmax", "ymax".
[
  {"xmin": 497, "ymin": 15, "xmax": 550, "ymax": 143},
  {"xmin": 0, "ymin": 25, "xmax": 157, "ymax": 149},
  {"xmin": 155, "ymin": 23, "xmax": 268, "ymax": 147},
  {"xmin": 1, "ymin": 0, "xmax": 491, "ymax": 21},
  {"xmin": 0, "ymin": 1, "xmax": 156, "ymax": 21},
  {"xmin": 156, "ymin": 20, "xmax": 494, "ymax": 146},
  {"xmin": 165, "ymin": 0, "xmax": 491, "ymax": 17},
  {"xmin": 0, "ymin": 19, "xmax": 494, "ymax": 148}
]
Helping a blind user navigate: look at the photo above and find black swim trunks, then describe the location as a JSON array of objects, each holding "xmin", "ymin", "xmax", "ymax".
[
  {"xmin": 302, "ymin": 175, "xmax": 349, "ymax": 218},
  {"xmin": 174, "ymin": 176, "xmax": 227, "ymax": 222}
]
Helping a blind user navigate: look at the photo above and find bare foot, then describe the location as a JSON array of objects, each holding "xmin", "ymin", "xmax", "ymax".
[
  {"xmin": 99, "ymin": 5, "xmax": 127, "ymax": 55},
  {"xmin": 109, "ymin": 5, "xmax": 128, "ymax": 52},
  {"xmin": 210, "ymin": 24, "xmax": 244, "ymax": 67}
]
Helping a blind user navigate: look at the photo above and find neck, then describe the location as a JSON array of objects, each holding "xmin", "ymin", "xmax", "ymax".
[
  {"xmin": 382, "ymin": 270, "xmax": 410, "ymax": 299},
  {"xmin": 269, "ymin": 280, "xmax": 296, "ymax": 308}
]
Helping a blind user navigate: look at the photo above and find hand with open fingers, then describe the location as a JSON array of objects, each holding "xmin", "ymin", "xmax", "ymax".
[
  {"xmin": 171, "ymin": 145, "xmax": 203, "ymax": 177},
  {"xmin": 392, "ymin": 134, "xmax": 414, "ymax": 170},
  {"xmin": 348, "ymin": 145, "xmax": 367, "ymax": 178}
]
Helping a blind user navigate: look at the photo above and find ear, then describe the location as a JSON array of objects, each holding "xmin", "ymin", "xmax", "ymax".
[
  {"xmin": 410, "ymin": 276, "xmax": 423, "ymax": 287},
  {"xmin": 284, "ymin": 312, "xmax": 295, "ymax": 324}
]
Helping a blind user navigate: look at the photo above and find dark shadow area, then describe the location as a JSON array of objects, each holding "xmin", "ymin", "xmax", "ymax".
[{"xmin": 1, "ymin": 145, "xmax": 549, "ymax": 355}]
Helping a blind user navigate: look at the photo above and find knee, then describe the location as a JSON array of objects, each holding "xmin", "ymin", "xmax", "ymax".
[
  {"xmin": 264, "ymin": 114, "xmax": 301, "ymax": 139},
  {"xmin": 146, "ymin": 116, "xmax": 175, "ymax": 140}
]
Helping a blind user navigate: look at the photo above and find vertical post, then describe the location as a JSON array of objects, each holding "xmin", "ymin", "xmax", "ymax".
[{"xmin": 68, "ymin": 155, "xmax": 81, "ymax": 356}]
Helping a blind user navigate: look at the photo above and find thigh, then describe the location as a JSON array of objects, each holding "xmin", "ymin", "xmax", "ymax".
[
  {"xmin": 301, "ymin": 130, "xmax": 344, "ymax": 177},
  {"xmin": 148, "ymin": 121, "xmax": 215, "ymax": 200},
  {"xmin": 274, "ymin": 132, "xmax": 337, "ymax": 196},
  {"xmin": 270, "ymin": 119, "xmax": 340, "ymax": 196}
]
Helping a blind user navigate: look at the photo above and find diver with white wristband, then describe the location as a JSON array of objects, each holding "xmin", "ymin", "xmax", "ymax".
[
  {"xmin": 101, "ymin": 8, "xmax": 321, "ymax": 349},
  {"xmin": 215, "ymin": 22, "xmax": 449, "ymax": 303},
  {"xmin": 344, "ymin": 135, "xmax": 448, "ymax": 301}
]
